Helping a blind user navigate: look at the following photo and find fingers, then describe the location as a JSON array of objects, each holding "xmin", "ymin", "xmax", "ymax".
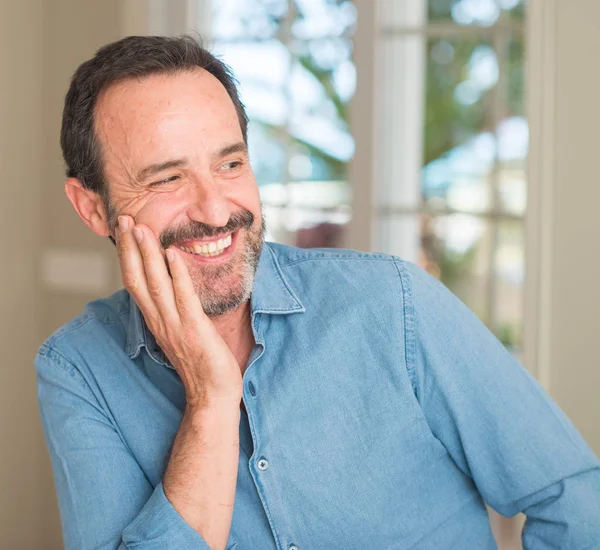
[
  {"xmin": 165, "ymin": 246, "xmax": 207, "ymax": 324},
  {"xmin": 116, "ymin": 216, "xmax": 160, "ymax": 325},
  {"xmin": 132, "ymin": 223, "xmax": 179, "ymax": 327}
]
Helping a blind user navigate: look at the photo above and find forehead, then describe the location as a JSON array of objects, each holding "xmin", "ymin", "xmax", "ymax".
[{"xmin": 94, "ymin": 69, "xmax": 242, "ymax": 166}]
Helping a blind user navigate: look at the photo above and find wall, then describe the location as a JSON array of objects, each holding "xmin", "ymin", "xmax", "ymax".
[
  {"xmin": 526, "ymin": 0, "xmax": 600, "ymax": 454},
  {"xmin": 42, "ymin": 1, "xmax": 121, "ymax": 546},
  {"xmin": 0, "ymin": 1, "xmax": 120, "ymax": 547},
  {"xmin": 0, "ymin": 1, "xmax": 45, "ymax": 548},
  {"xmin": 547, "ymin": 2, "xmax": 600, "ymax": 451}
]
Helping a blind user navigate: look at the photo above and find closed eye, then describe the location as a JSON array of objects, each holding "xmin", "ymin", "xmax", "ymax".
[{"xmin": 149, "ymin": 175, "xmax": 180, "ymax": 186}]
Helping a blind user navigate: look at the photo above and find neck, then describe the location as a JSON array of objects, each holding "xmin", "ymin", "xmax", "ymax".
[{"xmin": 210, "ymin": 301, "xmax": 255, "ymax": 371}]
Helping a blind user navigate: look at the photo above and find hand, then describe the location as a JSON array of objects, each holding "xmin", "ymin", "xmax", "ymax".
[{"xmin": 116, "ymin": 215, "xmax": 243, "ymax": 409}]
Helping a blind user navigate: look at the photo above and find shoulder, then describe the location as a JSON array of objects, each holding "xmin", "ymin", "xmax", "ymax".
[
  {"xmin": 35, "ymin": 288, "xmax": 131, "ymax": 370},
  {"xmin": 267, "ymin": 240, "xmax": 396, "ymax": 267},
  {"xmin": 266, "ymin": 240, "xmax": 433, "ymax": 291},
  {"xmin": 263, "ymin": 241, "xmax": 440, "ymax": 317}
]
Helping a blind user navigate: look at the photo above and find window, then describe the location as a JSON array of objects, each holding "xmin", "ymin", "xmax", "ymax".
[
  {"xmin": 193, "ymin": 0, "xmax": 528, "ymax": 353},
  {"xmin": 202, "ymin": 0, "xmax": 357, "ymax": 249},
  {"xmin": 374, "ymin": 0, "xmax": 527, "ymax": 354}
]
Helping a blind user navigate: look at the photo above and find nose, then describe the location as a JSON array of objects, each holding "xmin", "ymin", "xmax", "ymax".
[{"xmin": 186, "ymin": 174, "xmax": 231, "ymax": 229}]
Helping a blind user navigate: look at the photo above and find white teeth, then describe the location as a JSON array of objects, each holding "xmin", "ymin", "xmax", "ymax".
[{"xmin": 180, "ymin": 233, "xmax": 233, "ymax": 257}]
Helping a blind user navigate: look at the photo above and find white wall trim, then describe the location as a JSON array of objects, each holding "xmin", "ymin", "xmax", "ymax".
[
  {"xmin": 344, "ymin": 0, "xmax": 377, "ymax": 252},
  {"xmin": 523, "ymin": 0, "xmax": 558, "ymax": 388}
]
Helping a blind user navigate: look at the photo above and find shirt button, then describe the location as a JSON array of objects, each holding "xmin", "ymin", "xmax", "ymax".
[
  {"xmin": 248, "ymin": 381, "xmax": 256, "ymax": 396},
  {"xmin": 257, "ymin": 458, "xmax": 269, "ymax": 471},
  {"xmin": 289, "ymin": 545, "xmax": 299, "ymax": 550}
]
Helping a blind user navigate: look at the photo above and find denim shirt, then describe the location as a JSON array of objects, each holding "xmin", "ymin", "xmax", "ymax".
[{"xmin": 35, "ymin": 242, "xmax": 600, "ymax": 550}]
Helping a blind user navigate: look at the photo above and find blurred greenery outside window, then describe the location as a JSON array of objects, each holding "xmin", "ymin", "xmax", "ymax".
[
  {"xmin": 205, "ymin": 0, "xmax": 527, "ymax": 355},
  {"xmin": 207, "ymin": 0, "xmax": 356, "ymax": 250},
  {"xmin": 376, "ymin": 0, "xmax": 527, "ymax": 356}
]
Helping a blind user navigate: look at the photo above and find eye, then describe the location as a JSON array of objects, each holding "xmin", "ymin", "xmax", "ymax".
[
  {"xmin": 220, "ymin": 161, "xmax": 242, "ymax": 171},
  {"xmin": 150, "ymin": 175, "xmax": 180, "ymax": 187}
]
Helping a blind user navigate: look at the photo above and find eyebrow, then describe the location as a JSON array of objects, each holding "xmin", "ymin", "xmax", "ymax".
[
  {"xmin": 214, "ymin": 141, "xmax": 248, "ymax": 159},
  {"xmin": 137, "ymin": 159, "xmax": 188, "ymax": 181},
  {"xmin": 136, "ymin": 142, "xmax": 248, "ymax": 182}
]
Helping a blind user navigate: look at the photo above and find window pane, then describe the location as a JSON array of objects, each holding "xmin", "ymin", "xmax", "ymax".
[
  {"xmin": 428, "ymin": 0, "xmax": 526, "ymax": 26},
  {"xmin": 212, "ymin": 40, "xmax": 291, "ymax": 124},
  {"xmin": 423, "ymin": 38, "xmax": 498, "ymax": 213},
  {"xmin": 497, "ymin": 34, "xmax": 527, "ymax": 214},
  {"xmin": 248, "ymin": 123, "xmax": 288, "ymax": 185},
  {"xmin": 493, "ymin": 220, "xmax": 524, "ymax": 351},
  {"xmin": 262, "ymin": 202, "xmax": 351, "ymax": 247},
  {"xmin": 292, "ymin": 0, "xmax": 356, "ymax": 40},
  {"xmin": 507, "ymin": 33, "xmax": 525, "ymax": 117},
  {"xmin": 287, "ymin": 54, "xmax": 354, "ymax": 182},
  {"xmin": 211, "ymin": 0, "xmax": 356, "ymax": 249},
  {"xmin": 212, "ymin": 0, "xmax": 288, "ymax": 40},
  {"xmin": 421, "ymin": 213, "xmax": 492, "ymax": 323},
  {"xmin": 375, "ymin": 0, "xmax": 527, "ymax": 353},
  {"xmin": 498, "ymin": 163, "xmax": 526, "ymax": 215},
  {"xmin": 505, "ymin": 0, "xmax": 527, "ymax": 21}
]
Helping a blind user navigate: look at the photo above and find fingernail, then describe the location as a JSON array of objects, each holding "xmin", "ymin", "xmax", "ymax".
[
  {"xmin": 118, "ymin": 216, "xmax": 128, "ymax": 232},
  {"xmin": 133, "ymin": 227, "xmax": 143, "ymax": 243},
  {"xmin": 166, "ymin": 249, "xmax": 175, "ymax": 262},
  {"xmin": 115, "ymin": 227, "xmax": 120, "ymax": 239}
]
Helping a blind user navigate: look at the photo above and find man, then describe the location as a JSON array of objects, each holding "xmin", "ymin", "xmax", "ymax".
[{"xmin": 35, "ymin": 35, "xmax": 600, "ymax": 550}]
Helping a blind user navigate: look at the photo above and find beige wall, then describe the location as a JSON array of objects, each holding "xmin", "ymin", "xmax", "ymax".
[
  {"xmin": 40, "ymin": 4, "xmax": 121, "ymax": 546},
  {"xmin": 525, "ymin": 0, "xmax": 600, "ymax": 455},
  {"xmin": 0, "ymin": 1, "xmax": 45, "ymax": 548},
  {"xmin": 41, "ymin": 0, "xmax": 121, "ymax": 334},
  {"xmin": 1, "ymin": 1, "xmax": 119, "ymax": 547},
  {"xmin": 544, "ymin": 1, "xmax": 600, "ymax": 452},
  {"xmin": 0, "ymin": 0, "xmax": 599, "ymax": 548}
]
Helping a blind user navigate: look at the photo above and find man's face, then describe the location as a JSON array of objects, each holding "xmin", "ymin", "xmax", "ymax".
[{"xmin": 94, "ymin": 69, "xmax": 265, "ymax": 317}]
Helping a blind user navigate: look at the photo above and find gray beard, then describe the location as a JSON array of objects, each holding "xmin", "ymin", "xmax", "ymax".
[
  {"xmin": 193, "ymin": 213, "xmax": 266, "ymax": 317},
  {"xmin": 105, "ymin": 197, "xmax": 267, "ymax": 318}
]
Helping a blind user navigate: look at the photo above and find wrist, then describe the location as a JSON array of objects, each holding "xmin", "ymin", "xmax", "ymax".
[
  {"xmin": 185, "ymin": 393, "xmax": 242, "ymax": 417},
  {"xmin": 184, "ymin": 386, "xmax": 242, "ymax": 412}
]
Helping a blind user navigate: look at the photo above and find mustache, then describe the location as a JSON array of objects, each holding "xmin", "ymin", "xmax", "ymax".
[{"xmin": 159, "ymin": 210, "xmax": 254, "ymax": 249}]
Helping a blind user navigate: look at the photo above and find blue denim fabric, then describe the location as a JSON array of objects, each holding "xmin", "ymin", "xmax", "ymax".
[{"xmin": 35, "ymin": 242, "xmax": 600, "ymax": 549}]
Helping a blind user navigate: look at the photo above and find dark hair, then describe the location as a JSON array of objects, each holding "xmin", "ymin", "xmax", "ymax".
[{"xmin": 60, "ymin": 34, "xmax": 248, "ymax": 202}]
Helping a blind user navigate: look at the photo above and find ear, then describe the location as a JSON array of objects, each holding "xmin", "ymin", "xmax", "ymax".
[{"xmin": 64, "ymin": 178, "xmax": 111, "ymax": 238}]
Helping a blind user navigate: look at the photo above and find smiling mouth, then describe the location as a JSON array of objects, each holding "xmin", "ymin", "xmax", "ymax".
[{"xmin": 175, "ymin": 231, "xmax": 236, "ymax": 258}]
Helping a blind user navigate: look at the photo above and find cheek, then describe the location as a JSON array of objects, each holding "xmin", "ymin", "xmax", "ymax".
[
  {"xmin": 129, "ymin": 195, "xmax": 184, "ymax": 236},
  {"xmin": 118, "ymin": 177, "xmax": 261, "ymax": 236}
]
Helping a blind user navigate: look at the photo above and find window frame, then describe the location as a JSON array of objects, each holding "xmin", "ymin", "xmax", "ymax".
[{"xmin": 349, "ymin": 0, "xmax": 530, "ymax": 357}]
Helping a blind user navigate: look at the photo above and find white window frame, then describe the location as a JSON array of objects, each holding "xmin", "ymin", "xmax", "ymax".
[{"xmin": 349, "ymin": 0, "xmax": 531, "ymax": 363}]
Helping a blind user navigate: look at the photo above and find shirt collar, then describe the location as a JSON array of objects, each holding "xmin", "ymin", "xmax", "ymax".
[{"xmin": 125, "ymin": 241, "xmax": 305, "ymax": 362}]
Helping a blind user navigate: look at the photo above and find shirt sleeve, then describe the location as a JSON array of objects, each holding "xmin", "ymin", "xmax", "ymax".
[
  {"xmin": 397, "ymin": 259, "xmax": 600, "ymax": 548},
  {"xmin": 35, "ymin": 345, "xmax": 212, "ymax": 550}
]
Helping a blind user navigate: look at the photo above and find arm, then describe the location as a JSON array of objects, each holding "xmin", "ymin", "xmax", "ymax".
[
  {"xmin": 163, "ymin": 400, "xmax": 241, "ymax": 547},
  {"xmin": 36, "ymin": 216, "xmax": 244, "ymax": 549},
  {"xmin": 116, "ymin": 216, "xmax": 244, "ymax": 549},
  {"xmin": 397, "ymin": 259, "xmax": 600, "ymax": 548},
  {"xmin": 36, "ymin": 345, "xmax": 217, "ymax": 550}
]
